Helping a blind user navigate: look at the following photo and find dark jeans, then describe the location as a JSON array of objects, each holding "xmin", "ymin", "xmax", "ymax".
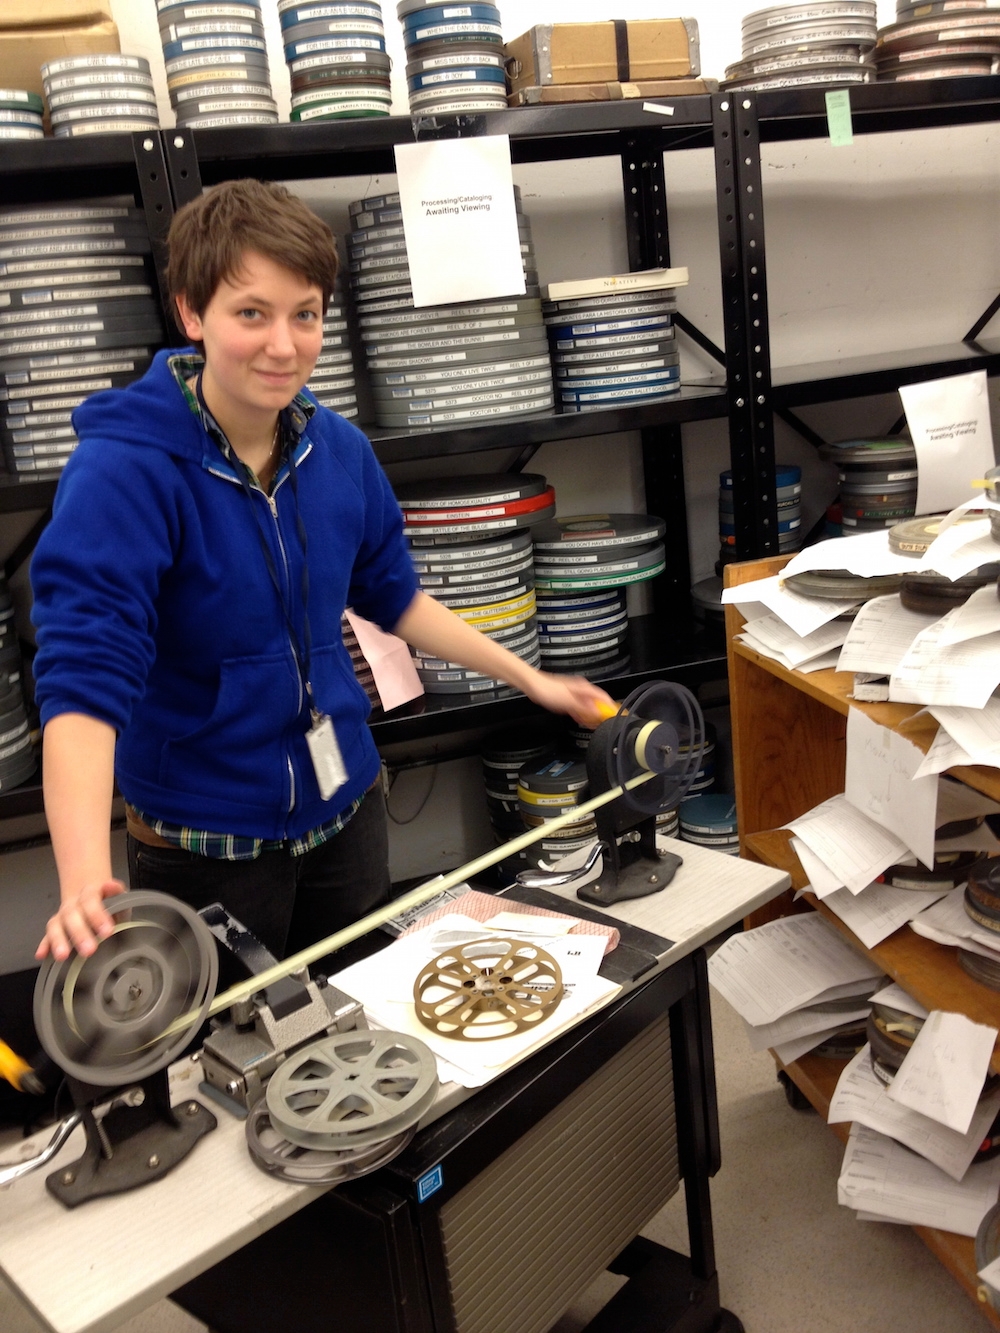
[{"xmin": 127, "ymin": 781, "xmax": 390, "ymax": 982}]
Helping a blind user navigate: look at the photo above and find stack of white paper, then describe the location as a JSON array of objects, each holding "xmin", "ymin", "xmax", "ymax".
[
  {"xmin": 332, "ymin": 913, "xmax": 620, "ymax": 1089},
  {"xmin": 910, "ymin": 884, "xmax": 1000, "ymax": 966},
  {"xmin": 838, "ymin": 1122, "xmax": 1000, "ymax": 1236},
  {"xmin": 708, "ymin": 913, "xmax": 883, "ymax": 1062}
]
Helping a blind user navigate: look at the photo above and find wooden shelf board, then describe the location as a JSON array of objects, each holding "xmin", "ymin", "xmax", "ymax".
[{"xmin": 776, "ymin": 1050, "xmax": 1000, "ymax": 1328}]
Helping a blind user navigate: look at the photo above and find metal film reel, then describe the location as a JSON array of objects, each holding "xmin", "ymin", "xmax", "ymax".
[
  {"xmin": 245, "ymin": 1100, "xmax": 413, "ymax": 1185},
  {"xmin": 265, "ymin": 1030, "xmax": 438, "ymax": 1150},
  {"xmin": 413, "ymin": 937, "xmax": 563, "ymax": 1040},
  {"xmin": 607, "ymin": 681, "xmax": 706, "ymax": 815},
  {"xmin": 33, "ymin": 890, "xmax": 218, "ymax": 1086}
]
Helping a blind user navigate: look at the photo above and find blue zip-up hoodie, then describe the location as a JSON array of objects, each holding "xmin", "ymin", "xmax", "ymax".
[{"xmin": 31, "ymin": 348, "xmax": 418, "ymax": 840}]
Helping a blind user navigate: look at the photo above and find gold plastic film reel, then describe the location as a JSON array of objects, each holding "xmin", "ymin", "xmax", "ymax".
[{"xmin": 413, "ymin": 937, "xmax": 563, "ymax": 1040}]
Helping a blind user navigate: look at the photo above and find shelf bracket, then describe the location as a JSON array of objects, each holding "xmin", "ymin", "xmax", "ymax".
[
  {"xmin": 161, "ymin": 129, "xmax": 204, "ymax": 211},
  {"xmin": 131, "ymin": 132, "xmax": 176, "ymax": 340},
  {"xmin": 715, "ymin": 94, "xmax": 779, "ymax": 558}
]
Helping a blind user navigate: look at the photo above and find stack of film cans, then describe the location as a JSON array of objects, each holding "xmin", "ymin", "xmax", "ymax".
[
  {"xmin": 0, "ymin": 574, "xmax": 36, "ymax": 792},
  {"xmin": 542, "ymin": 273, "xmax": 681, "ymax": 414},
  {"xmin": 679, "ymin": 794, "xmax": 739, "ymax": 857},
  {"xmin": 396, "ymin": 472, "xmax": 555, "ymax": 696},
  {"xmin": 872, "ymin": 2, "xmax": 1000, "ymax": 81},
  {"xmin": 723, "ymin": 0, "xmax": 876, "ymax": 91},
  {"xmin": 532, "ymin": 514, "xmax": 667, "ymax": 679},
  {"xmin": 281, "ymin": 0, "xmax": 392, "ymax": 122},
  {"xmin": 517, "ymin": 753, "xmax": 596, "ymax": 866},
  {"xmin": 480, "ymin": 731, "xmax": 554, "ymax": 855},
  {"xmin": 399, "ymin": 0, "xmax": 507, "ymax": 117},
  {"xmin": 819, "ymin": 437, "xmax": 916, "ymax": 533},
  {"xmin": 0, "ymin": 90, "xmax": 44, "ymax": 141},
  {"xmin": 888, "ymin": 513, "xmax": 999, "ymax": 613},
  {"xmin": 0, "ymin": 199, "xmax": 163, "ymax": 476},
  {"xmin": 341, "ymin": 613, "xmax": 379, "ymax": 707},
  {"xmin": 307, "ymin": 271, "xmax": 358, "ymax": 418},
  {"xmin": 718, "ymin": 463, "xmax": 801, "ymax": 567},
  {"xmin": 348, "ymin": 189, "xmax": 553, "ymax": 430},
  {"xmin": 159, "ymin": 0, "xmax": 278, "ymax": 130},
  {"xmin": 961, "ymin": 861, "xmax": 1000, "ymax": 991},
  {"xmin": 41, "ymin": 56, "xmax": 159, "ymax": 137}
]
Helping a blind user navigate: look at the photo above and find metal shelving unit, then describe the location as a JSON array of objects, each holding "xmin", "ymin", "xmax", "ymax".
[{"xmin": 729, "ymin": 75, "xmax": 1000, "ymax": 516}]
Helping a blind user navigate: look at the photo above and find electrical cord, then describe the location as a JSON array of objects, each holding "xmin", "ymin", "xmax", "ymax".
[{"xmin": 386, "ymin": 765, "xmax": 437, "ymax": 826}]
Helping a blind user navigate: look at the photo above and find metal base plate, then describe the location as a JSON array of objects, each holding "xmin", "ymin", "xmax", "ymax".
[{"xmin": 578, "ymin": 850, "xmax": 684, "ymax": 907}]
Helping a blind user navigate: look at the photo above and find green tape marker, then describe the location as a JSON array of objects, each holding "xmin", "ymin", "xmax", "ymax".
[{"xmin": 825, "ymin": 88, "xmax": 854, "ymax": 147}]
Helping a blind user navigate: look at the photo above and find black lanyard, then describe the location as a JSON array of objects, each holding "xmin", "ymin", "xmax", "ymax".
[{"xmin": 196, "ymin": 372, "xmax": 317, "ymax": 713}]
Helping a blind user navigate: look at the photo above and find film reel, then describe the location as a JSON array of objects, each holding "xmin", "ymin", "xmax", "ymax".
[
  {"xmin": 245, "ymin": 1099, "xmax": 413, "ymax": 1185},
  {"xmin": 607, "ymin": 681, "xmax": 707, "ymax": 816},
  {"xmin": 413, "ymin": 937, "xmax": 563, "ymax": 1040},
  {"xmin": 265, "ymin": 1030, "xmax": 438, "ymax": 1150},
  {"xmin": 33, "ymin": 890, "xmax": 218, "ymax": 1086}
]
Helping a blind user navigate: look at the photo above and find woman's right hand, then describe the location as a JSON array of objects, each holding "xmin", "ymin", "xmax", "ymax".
[{"xmin": 37, "ymin": 879, "xmax": 126, "ymax": 962}]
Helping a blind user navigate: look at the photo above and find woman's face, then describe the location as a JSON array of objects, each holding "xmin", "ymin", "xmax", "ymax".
[{"xmin": 176, "ymin": 249, "xmax": 325, "ymax": 426}]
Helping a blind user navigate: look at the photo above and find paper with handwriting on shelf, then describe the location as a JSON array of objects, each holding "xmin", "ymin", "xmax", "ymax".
[
  {"xmin": 844, "ymin": 707, "xmax": 937, "ymax": 868},
  {"xmin": 821, "ymin": 880, "xmax": 949, "ymax": 949},
  {"xmin": 899, "ymin": 370, "xmax": 996, "ymax": 516},
  {"xmin": 830, "ymin": 1045, "xmax": 1000, "ymax": 1181},
  {"xmin": 394, "ymin": 136, "xmax": 524, "ymax": 307},
  {"xmin": 780, "ymin": 529, "xmax": 917, "ymax": 580},
  {"xmin": 870, "ymin": 982, "xmax": 929, "ymax": 1020},
  {"xmin": 839, "ymin": 1122, "xmax": 1000, "ymax": 1235},
  {"xmin": 721, "ymin": 574, "xmax": 857, "ymax": 636},
  {"xmin": 786, "ymin": 793, "xmax": 910, "ymax": 895},
  {"xmin": 836, "ymin": 595, "xmax": 940, "ymax": 676},
  {"xmin": 706, "ymin": 911, "xmax": 882, "ymax": 1027},
  {"xmin": 889, "ymin": 614, "xmax": 1000, "ymax": 709},
  {"xmin": 886, "ymin": 1010, "xmax": 997, "ymax": 1135}
]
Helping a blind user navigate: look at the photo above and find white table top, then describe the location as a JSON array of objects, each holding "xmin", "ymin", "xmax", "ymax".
[{"xmin": 0, "ymin": 840, "xmax": 788, "ymax": 1333}]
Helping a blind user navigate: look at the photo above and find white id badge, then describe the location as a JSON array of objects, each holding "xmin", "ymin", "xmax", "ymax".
[{"xmin": 306, "ymin": 713, "xmax": 348, "ymax": 801}]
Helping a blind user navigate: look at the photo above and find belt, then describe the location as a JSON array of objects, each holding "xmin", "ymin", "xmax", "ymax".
[{"xmin": 125, "ymin": 805, "xmax": 174, "ymax": 848}]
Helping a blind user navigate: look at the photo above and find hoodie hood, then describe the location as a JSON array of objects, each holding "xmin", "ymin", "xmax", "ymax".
[{"xmin": 72, "ymin": 347, "xmax": 217, "ymax": 463}]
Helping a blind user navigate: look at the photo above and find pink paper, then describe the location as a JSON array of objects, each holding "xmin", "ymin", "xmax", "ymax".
[
  {"xmin": 345, "ymin": 608, "xmax": 424, "ymax": 712},
  {"xmin": 400, "ymin": 889, "xmax": 620, "ymax": 954}
]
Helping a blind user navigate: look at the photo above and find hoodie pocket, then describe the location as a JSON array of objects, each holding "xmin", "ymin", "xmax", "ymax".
[{"xmin": 159, "ymin": 651, "xmax": 298, "ymax": 800}]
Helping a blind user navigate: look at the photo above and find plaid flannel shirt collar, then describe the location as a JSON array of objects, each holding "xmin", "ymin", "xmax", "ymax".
[{"xmin": 167, "ymin": 352, "xmax": 316, "ymax": 476}]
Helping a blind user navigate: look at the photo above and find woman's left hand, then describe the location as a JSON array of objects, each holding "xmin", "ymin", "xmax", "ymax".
[{"xmin": 522, "ymin": 671, "xmax": 617, "ymax": 728}]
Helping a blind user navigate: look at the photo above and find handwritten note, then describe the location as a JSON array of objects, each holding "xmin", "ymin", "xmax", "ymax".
[
  {"xmin": 844, "ymin": 707, "xmax": 938, "ymax": 868},
  {"xmin": 887, "ymin": 1010, "xmax": 997, "ymax": 1135}
]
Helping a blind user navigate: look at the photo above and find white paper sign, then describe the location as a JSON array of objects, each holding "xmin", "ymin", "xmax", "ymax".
[
  {"xmin": 887, "ymin": 1010, "xmax": 997, "ymax": 1135},
  {"xmin": 844, "ymin": 707, "xmax": 938, "ymax": 869},
  {"xmin": 898, "ymin": 371, "xmax": 996, "ymax": 515},
  {"xmin": 394, "ymin": 136, "xmax": 525, "ymax": 307}
]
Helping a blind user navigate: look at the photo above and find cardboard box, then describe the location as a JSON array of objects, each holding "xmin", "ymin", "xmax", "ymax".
[
  {"xmin": 505, "ymin": 20, "xmax": 700, "ymax": 94},
  {"xmin": 509, "ymin": 77, "xmax": 717, "ymax": 107},
  {"xmin": 0, "ymin": 1, "xmax": 113, "ymax": 29},
  {"xmin": 0, "ymin": 19, "xmax": 119, "ymax": 101}
]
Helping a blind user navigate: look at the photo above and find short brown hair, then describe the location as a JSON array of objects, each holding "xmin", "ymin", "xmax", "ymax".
[{"xmin": 166, "ymin": 179, "xmax": 339, "ymax": 319}]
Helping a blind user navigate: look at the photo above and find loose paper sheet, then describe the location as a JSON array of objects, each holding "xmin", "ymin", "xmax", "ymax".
[
  {"xmin": 899, "ymin": 370, "xmax": 997, "ymax": 515},
  {"xmin": 886, "ymin": 1010, "xmax": 998, "ymax": 1134},
  {"xmin": 830, "ymin": 1045, "xmax": 1000, "ymax": 1181},
  {"xmin": 780, "ymin": 529, "xmax": 917, "ymax": 580},
  {"xmin": 838, "ymin": 1122, "xmax": 1000, "ymax": 1236},
  {"xmin": 741, "ymin": 612, "xmax": 851, "ymax": 666},
  {"xmin": 744, "ymin": 1000, "xmax": 870, "ymax": 1054},
  {"xmin": 836, "ymin": 595, "xmax": 940, "ymax": 676},
  {"xmin": 914, "ymin": 726, "xmax": 973, "ymax": 779},
  {"xmin": 774, "ymin": 1024, "xmax": 854, "ymax": 1065},
  {"xmin": 790, "ymin": 835, "xmax": 844, "ymax": 899},
  {"xmin": 822, "ymin": 880, "xmax": 949, "ymax": 949},
  {"xmin": 394, "ymin": 136, "xmax": 524, "ymax": 306},
  {"xmin": 908, "ymin": 884, "xmax": 1000, "ymax": 961},
  {"xmin": 917, "ymin": 502, "xmax": 999, "ymax": 581},
  {"xmin": 786, "ymin": 794, "xmax": 910, "ymax": 895},
  {"xmin": 344, "ymin": 610, "xmax": 423, "ymax": 712},
  {"xmin": 870, "ymin": 982, "xmax": 929, "ymax": 1020},
  {"xmin": 890, "ymin": 616, "xmax": 1000, "ymax": 709},
  {"xmin": 707, "ymin": 912, "xmax": 882, "ymax": 1026},
  {"xmin": 721, "ymin": 574, "xmax": 857, "ymax": 636},
  {"xmin": 934, "ymin": 584, "xmax": 1000, "ymax": 646},
  {"xmin": 844, "ymin": 708, "xmax": 937, "ymax": 868},
  {"xmin": 929, "ymin": 697, "xmax": 1000, "ymax": 769}
]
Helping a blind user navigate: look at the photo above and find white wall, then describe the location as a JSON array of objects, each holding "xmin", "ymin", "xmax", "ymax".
[{"xmin": 3, "ymin": 0, "xmax": 999, "ymax": 908}]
